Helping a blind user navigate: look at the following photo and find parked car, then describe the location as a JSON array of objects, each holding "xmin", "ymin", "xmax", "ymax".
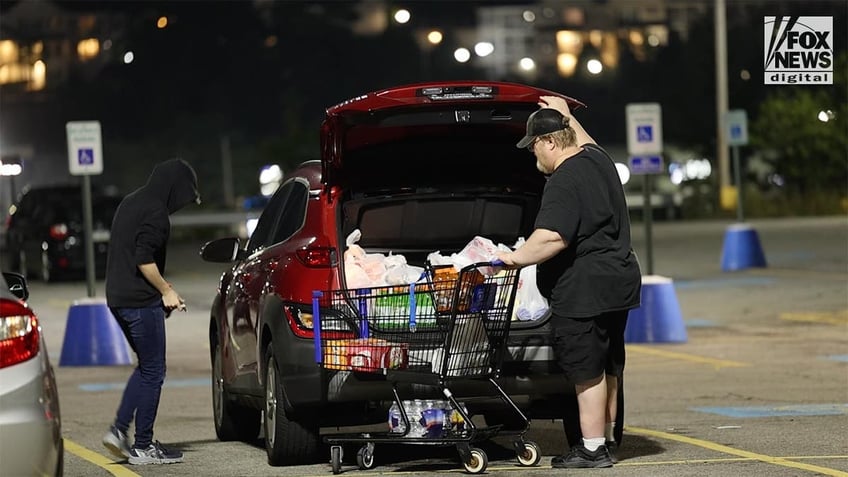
[
  {"xmin": 200, "ymin": 81, "xmax": 624, "ymax": 465},
  {"xmin": 4, "ymin": 184, "xmax": 122, "ymax": 282},
  {"xmin": 0, "ymin": 271, "xmax": 63, "ymax": 475}
]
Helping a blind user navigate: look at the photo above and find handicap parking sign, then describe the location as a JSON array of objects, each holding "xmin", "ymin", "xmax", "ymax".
[
  {"xmin": 626, "ymin": 103, "xmax": 663, "ymax": 155},
  {"xmin": 78, "ymin": 148, "xmax": 94, "ymax": 165},
  {"xmin": 725, "ymin": 110, "xmax": 749, "ymax": 146},
  {"xmin": 66, "ymin": 121, "xmax": 103, "ymax": 175}
]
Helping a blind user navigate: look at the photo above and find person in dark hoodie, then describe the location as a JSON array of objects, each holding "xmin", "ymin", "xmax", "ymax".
[{"xmin": 101, "ymin": 158, "xmax": 200, "ymax": 465}]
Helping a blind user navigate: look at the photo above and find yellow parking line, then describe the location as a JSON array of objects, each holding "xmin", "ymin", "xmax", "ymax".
[
  {"xmin": 63, "ymin": 439, "xmax": 140, "ymax": 477},
  {"xmin": 626, "ymin": 426, "xmax": 848, "ymax": 477},
  {"xmin": 627, "ymin": 345, "xmax": 749, "ymax": 369},
  {"xmin": 781, "ymin": 309, "xmax": 848, "ymax": 326}
]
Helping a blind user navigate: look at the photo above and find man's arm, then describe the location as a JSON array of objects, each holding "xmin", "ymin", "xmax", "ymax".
[
  {"xmin": 496, "ymin": 228, "xmax": 567, "ymax": 268},
  {"xmin": 138, "ymin": 262, "xmax": 186, "ymax": 312},
  {"xmin": 539, "ymin": 95, "xmax": 596, "ymax": 146}
]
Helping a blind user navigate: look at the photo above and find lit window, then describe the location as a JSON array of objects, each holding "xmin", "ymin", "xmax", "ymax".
[{"xmin": 77, "ymin": 38, "xmax": 100, "ymax": 60}]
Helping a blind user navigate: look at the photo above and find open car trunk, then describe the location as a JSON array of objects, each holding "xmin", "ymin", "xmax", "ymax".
[{"xmin": 321, "ymin": 82, "xmax": 580, "ymax": 263}]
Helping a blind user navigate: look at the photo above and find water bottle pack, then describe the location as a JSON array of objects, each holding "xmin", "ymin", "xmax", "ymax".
[{"xmin": 388, "ymin": 399, "xmax": 468, "ymax": 438}]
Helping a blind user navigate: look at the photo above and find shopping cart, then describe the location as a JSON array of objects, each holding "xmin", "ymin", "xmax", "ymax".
[{"xmin": 312, "ymin": 260, "xmax": 541, "ymax": 474}]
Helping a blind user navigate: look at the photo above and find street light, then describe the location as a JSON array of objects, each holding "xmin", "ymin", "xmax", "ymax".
[
  {"xmin": 0, "ymin": 154, "xmax": 22, "ymax": 203},
  {"xmin": 393, "ymin": 9, "xmax": 410, "ymax": 24}
]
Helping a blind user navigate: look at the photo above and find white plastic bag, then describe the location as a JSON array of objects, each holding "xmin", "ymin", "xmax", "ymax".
[
  {"xmin": 514, "ymin": 264, "xmax": 549, "ymax": 321},
  {"xmin": 456, "ymin": 236, "xmax": 513, "ymax": 276}
]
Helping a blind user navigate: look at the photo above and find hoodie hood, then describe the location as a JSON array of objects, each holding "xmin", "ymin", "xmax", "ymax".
[{"xmin": 144, "ymin": 158, "xmax": 201, "ymax": 214}]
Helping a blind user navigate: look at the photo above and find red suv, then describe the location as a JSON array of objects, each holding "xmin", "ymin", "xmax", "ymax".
[{"xmin": 200, "ymin": 81, "xmax": 623, "ymax": 465}]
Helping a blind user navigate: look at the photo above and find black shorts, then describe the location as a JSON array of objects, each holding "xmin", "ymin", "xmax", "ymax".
[{"xmin": 550, "ymin": 310, "xmax": 629, "ymax": 384}]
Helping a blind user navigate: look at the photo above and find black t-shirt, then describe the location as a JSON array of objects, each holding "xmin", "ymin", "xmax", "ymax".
[{"xmin": 534, "ymin": 144, "xmax": 642, "ymax": 318}]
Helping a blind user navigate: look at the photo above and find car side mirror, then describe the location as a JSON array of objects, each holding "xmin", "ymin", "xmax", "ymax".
[
  {"xmin": 200, "ymin": 237, "xmax": 244, "ymax": 263},
  {"xmin": 3, "ymin": 272, "xmax": 29, "ymax": 301}
]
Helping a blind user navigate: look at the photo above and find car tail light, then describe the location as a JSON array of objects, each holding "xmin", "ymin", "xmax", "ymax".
[
  {"xmin": 284, "ymin": 305, "xmax": 355, "ymax": 340},
  {"xmin": 0, "ymin": 298, "xmax": 40, "ymax": 369},
  {"xmin": 48, "ymin": 223, "xmax": 68, "ymax": 240},
  {"xmin": 284, "ymin": 305, "xmax": 314, "ymax": 338},
  {"xmin": 296, "ymin": 247, "xmax": 336, "ymax": 268}
]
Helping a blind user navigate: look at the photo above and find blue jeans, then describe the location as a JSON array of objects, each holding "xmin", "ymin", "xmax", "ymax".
[{"xmin": 110, "ymin": 305, "xmax": 166, "ymax": 449}]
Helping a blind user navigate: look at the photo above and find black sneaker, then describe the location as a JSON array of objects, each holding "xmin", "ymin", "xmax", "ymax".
[
  {"xmin": 606, "ymin": 440, "xmax": 619, "ymax": 464},
  {"xmin": 101, "ymin": 425, "xmax": 130, "ymax": 459},
  {"xmin": 551, "ymin": 444, "xmax": 614, "ymax": 468},
  {"xmin": 128, "ymin": 441, "xmax": 184, "ymax": 465}
]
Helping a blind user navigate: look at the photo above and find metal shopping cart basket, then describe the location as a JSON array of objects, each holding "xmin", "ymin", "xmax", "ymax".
[{"xmin": 312, "ymin": 260, "xmax": 541, "ymax": 474}]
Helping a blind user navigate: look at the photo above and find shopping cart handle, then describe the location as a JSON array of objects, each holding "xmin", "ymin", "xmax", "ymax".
[{"xmin": 490, "ymin": 259, "xmax": 505, "ymax": 267}]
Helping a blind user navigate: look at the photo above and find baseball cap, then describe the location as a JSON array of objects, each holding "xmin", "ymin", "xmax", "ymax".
[{"xmin": 515, "ymin": 108, "xmax": 566, "ymax": 148}]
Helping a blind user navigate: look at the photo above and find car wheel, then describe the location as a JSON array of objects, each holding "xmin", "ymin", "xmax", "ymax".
[
  {"xmin": 264, "ymin": 343, "xmax": 320, "ymax": 466},
  {"xmin": 55, "ymin": 436, "xmax": 64, "ymax": 476},
  {"xmin": 211, "ymin": 342, "xmax": 260, "ymax": 442}
]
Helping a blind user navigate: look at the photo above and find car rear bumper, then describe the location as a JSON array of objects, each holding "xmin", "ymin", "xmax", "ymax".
[{"xmin": 0, "ymin": 354, "xmax": 62, "ymax": 476}]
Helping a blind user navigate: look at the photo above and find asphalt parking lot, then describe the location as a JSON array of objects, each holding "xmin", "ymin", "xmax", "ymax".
[{"xmin": 11, "ymin": 216, "xmax": 848, "ymax": 477}]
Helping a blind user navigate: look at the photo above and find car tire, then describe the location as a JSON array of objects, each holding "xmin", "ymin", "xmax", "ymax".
[
  {"xmin": 212, "ymin": 342, "xmax": 261, "ymax": 442},
  {"xmin": 55, "ymin": 436, "xmax": 64, "ymax": 476},
  {"xmin": 263, "ymin": 344, "xmax": 320, "ymax": 466}
]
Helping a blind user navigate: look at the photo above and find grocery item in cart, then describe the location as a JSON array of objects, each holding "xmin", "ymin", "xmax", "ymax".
[
  {"xmin": 323, "ymin": 338, "xmax": 408, "ymax": 372},
  {"xmin": 420, "ymin": 400, "xmax": 446, "ymax": 438},
  {"xmin": 430, "ymin": 265, "xmax": 485, "ymax": 313},
  {"xmin": 371, "ymin": 287, "xmax": 437, "ymax": 328},
  {"xmin": 429, "ymin": 313, "xmax": 490, "ymax": 377}
]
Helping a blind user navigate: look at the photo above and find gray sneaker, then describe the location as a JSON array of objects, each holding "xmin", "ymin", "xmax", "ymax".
[
  {"xmin": 101, "ymin": 425, "xmax": 130, "ymax": 459},
  {"xmin": 128, "ymin": 441, "xmax": 184, "ymax": 465}
]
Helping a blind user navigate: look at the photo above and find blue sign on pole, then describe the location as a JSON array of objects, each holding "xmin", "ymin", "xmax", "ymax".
[
  {"xmin": 78, "ymin": 148, "xmax": 94, "ymax": 166},
  {"xmin": 724, "ymin": 110, "xmax": 749, "ymax": 146},
  {"xmin": 637, "ymin": 125, "xmax": 653, "ymax": 142},
  {"xmin": 629, "ymin": 155, "xmax": 664, "ymax": 175}
]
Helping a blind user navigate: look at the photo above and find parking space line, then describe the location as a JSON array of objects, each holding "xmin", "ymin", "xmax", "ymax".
[
  {"xmin": 63, "ymin": 439, "xmax": 140, "ymax": 477},
  {"xmin": 780, "ymin": 309, "xmax": 848, "ymax": 326},
  {"xmin": 627, "ymin": 345, "xmax": 749, "ymax": 369},
  {"xmin": 626, "ymin": 426, "xmax": 848, "ymax": 477}
]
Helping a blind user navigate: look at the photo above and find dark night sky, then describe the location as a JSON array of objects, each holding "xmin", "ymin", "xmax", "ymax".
[{"xmin": 0, "ymin": 0, "xmax": 845, "ymax": 201}]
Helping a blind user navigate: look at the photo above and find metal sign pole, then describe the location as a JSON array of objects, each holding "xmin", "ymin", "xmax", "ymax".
[
  {"xmin": 643, "ymin": 175, "xmax": 653, "ymax": 275},
  {"xmin": 82, "ymin": 175, "xmax": 96, "ymax": 297},
  {"xmin": 732, "ymin": 145, "xmax": 744, "ymax": 222},
  {"xmin": 66, "ymin": 120, "xmax": 104, "ymax": 298}
]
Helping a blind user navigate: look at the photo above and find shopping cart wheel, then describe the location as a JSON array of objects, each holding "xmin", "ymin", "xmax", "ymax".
[
  {"xmin": 463, "ymin": 448, "xmax": 488, "ymax": 474},
  {"xmin": 516, "ymin": 440, "xmax": 542, "ymax": 466},
  {"xmin": 330, "ymin": 445, "xmax": 342, "ymax": 475},
  {"xmin": 356, "ymin": 444, "xmax": 375, "ymax": 470}
]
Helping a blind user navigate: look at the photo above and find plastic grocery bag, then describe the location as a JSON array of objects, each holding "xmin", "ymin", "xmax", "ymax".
[
  {"xmin": 514, "ymin": 264, "xmax": 549, "ymax": 321},
  {"xmin": 345, "ymin": 229, "xmax": 424, "ymax": 287}
]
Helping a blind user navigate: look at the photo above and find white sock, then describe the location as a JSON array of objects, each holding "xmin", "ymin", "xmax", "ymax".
[
  {"xmin": 583, "ymin": 437, "xmax": 606, "ymax": 452},
  {"xmin": 605, "ymin": 422, "xmax": 615, "ymax": 442}
]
